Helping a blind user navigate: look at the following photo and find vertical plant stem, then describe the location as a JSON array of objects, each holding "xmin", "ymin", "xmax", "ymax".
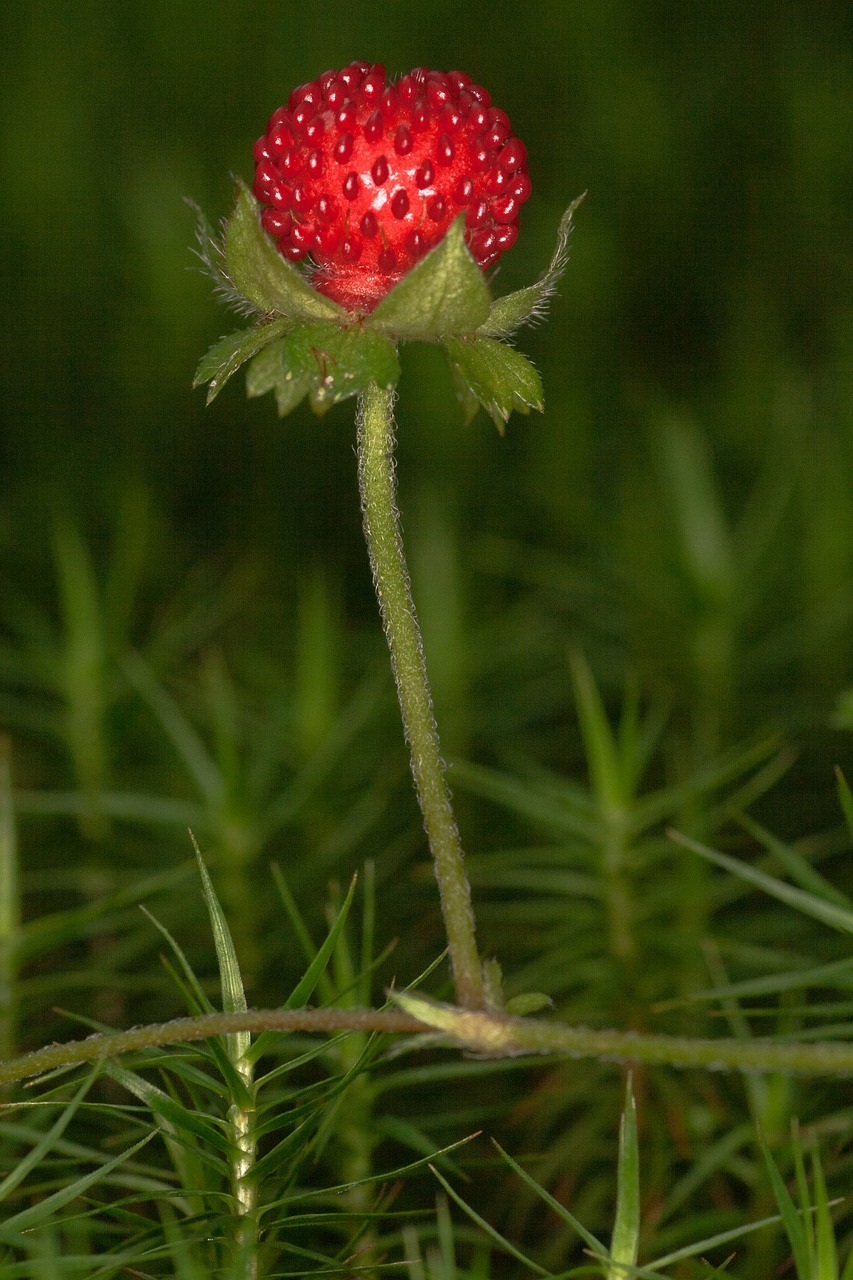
[
  {"xmin": 228, "ymin": 1050, "xmax": 258, "ymax": 1280},
  {"xmin": 357, "ymin": 382, "xmax": 483, "ymax": 1010}
]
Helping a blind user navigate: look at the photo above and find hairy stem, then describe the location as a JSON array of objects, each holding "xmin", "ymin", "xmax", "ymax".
[
  {"xmin": 357, "ymin": 382, "xmax": 483, "ymax": 1009},
  {"xmin": 3, "ymin": 1006, "xmax": 853, "ymax": 1088}
]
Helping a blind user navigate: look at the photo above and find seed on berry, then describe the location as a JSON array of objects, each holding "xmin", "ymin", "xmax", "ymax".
[
  {"xmin": 364, "ymin": 110, "xmax": 384, "ymax": 143},
  {"xmin": 492, "ymin": 193, "xmax": 519, "ymax": 223},
  {"xmin": 336, "ymin": 102, "xmax": 357, "ymax": 131},
  {"xmin": 378, "ymin": 246, "xmax": 397, "ymax": 272},
  {"xmin": 371, "ymin": 155, "xmax": 389, "ymax": 185},
  {"xmin": 453, "ymin": 175, "xmax": 475, "ymax": 204},
  {"xmin": 261, "ymin": 208, "xmax": 293, "ymax": 237},
  {"xmin": 493, "ymin": 223, "xmax": 518, "ymax": 250},
  {"xmin": 341, "ymin": 236, "xmax": 362, "ymax": 262},
  {"xmin": 293, "ymin": 101, "xmax": 316, "ymax": 130},
  {"xmin": 267, "ymin": 182, "xmax": 289, "ymax": 211},
  {"xmin": 316, "ymin": 194, "xmax": 338, "ymax": 223},
  {"xmin": 406, "ymin": 229, "xmax": 427, "ymax": 256},
  {"xmin": 379, "ymin": 86, "xmax": 399, "ymax": 117},
  {"xmin": 291, "ymin": 222, "xmax": 314, "ymax": 250},
  {"xmin": 362, "ymin": 69, "xmax": 386, "ymax": 101},
  {"xmin": 304, "ymin": 117, "xmax": 325, "ymax": 145},
  {"xmin": 470, "ymin": 142, "xmax": 492, "ymax": 172},
  {"xmin": 497, "ymin": 138, "xmax": 526, "ymax": 173},
  {"xmin": 436, "ymin": 134, "xmax": 455, "ymax": 165},
  {"xmin": 439, "ymin": 104, "xmax": 463, "ymax": 133},
  {"xmin": 414, "ymin": 160, "xmax": 435, "ymax": 188},
  {"xmin": 427, "ymin": 77, "xmax": 451, "ymax": 108},
  {"xmin": 253, "ymin": 136, "xmax": 273, "ymax": 164},
  {"xmin": 325, "ymin": 80, "xmax": 348, "ymax": 109},
  {"xmin": 342, "ymin": 171, "xmax": 361, "ymax": 200},
  {"xmin": 281, "ymin": 242, "xmax": 306, "ymax": 261},
  {"xmin": 467, "ymin": 104, "xmax": 490, "ymax": 131},
  {"xmin": 314, "ymin": 226, "xmax": 339, "ymax": 255},
  {"xmin": 267, "ymin": 105, "xmax": 289, "ymax": 133},
  {"xmin": 338, "ymin": 64, "xmax": 363, "ymax": 89},
  {"xmin": 397, "ymin": 73, "xmax": 416, "ymax": 103},
  {"xmin": 469, "ymin": 227, "xmax": 497, "ymax": 258},
  {"xmin": 466, "ymin": 199, "xmax": 490, "ymax": 229},
  {"xmin": 467, "ymin": 83, "xmax": 491, "ymax": 106},
  {"xmin": 411, "ymin": 104, "xmax": 430, "ymax": 132},
  {"xmin": 360, "ymin": 210, "xmax": 379, "ymax": 238},
  {"xmin": 484, "ymin": 166, "xmax": 509, "ymax": 195},
  {"xmin": 280, "ymin": 148, "xmax": 303, "ymax": 177},
  {"xmin": 427, "ymin": 194, "xmax": 447, "ymax": 221},
  {"xmin": 394, "ymin": 124, "xmax": 414, "ymax": 155},
  {"xmin": 254, "ymin": 159, "xmax": 279, "ymax": 195},
  {"xmin": 391, "ymin": 189, "xmax": 410, "ymax": 219},
  {"xmin": 483, "ymin": 109, "xmax": 510, "ymax": 148},
  {"xmin": 287, "ymin": 83, "xmax": 311, "ymax": 110},
  {"xmin": 268, "ymin": 121, "xmax": 294, "ymax": 156},
  {"xmin": 292, "ymin": 183, "xmax": 314, "ymax": 213},
  {"xmin": 333, "ymin": 132, "xmax": 354, "ymax": 163},
  {"xmin": 306, "ymin": 150, "xmax": 324, "ymax": 177},
  {"xmin": 509, "ymin": 172, "xmax": 532, "ymax": 202}
]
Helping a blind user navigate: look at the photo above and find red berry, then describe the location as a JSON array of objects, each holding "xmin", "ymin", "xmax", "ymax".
[{"xmin": 253, "ymin": 62, "xmax": 531, "ymax": 312}]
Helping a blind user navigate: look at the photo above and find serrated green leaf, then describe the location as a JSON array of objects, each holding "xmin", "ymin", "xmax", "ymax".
[
  {"xmin": 282, "ymin": 322, "xmax": 400, "ymax": 415},
  {"xmin": 444, "ymin": 335, "xmax": 544, "ymax": 428},
  {"xmin": 194, "ymin": 318, "xmax": 292, "ymax": 404},
  {"xmin": 479, "ymin": 193, "xmax": 586, "ymax": 338},
  {"xmin": 225, "ymin": 181, "xmax": 347, "ymax": 323},
  {"xmin": 368, "ymin": 216, "xmax": 491, "ymax": 341}
]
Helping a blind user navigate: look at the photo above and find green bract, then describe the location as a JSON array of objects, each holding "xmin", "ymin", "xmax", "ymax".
[{"xmin": 194, "ymin": 182, "xmax": 583, "ymax": 427}]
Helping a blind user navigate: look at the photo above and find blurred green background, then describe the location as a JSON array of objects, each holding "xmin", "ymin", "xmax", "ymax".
[{"xmin": 2, "ymin": 0, "xmax": 852, "ymax": 993}]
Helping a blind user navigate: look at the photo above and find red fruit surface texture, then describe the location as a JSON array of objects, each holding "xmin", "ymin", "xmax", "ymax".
[{"xmin": 253, "ymin": 62, "xmax": 531, "ymax": 312}]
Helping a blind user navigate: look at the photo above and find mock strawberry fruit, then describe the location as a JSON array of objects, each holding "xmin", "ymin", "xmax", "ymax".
[{"xmin": 252, "ymin": 62, "xmax": 531, "ymax": 312}]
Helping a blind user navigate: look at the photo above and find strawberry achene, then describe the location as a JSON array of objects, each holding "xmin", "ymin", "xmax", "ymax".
[{"xmin": 253, "ymin": 62, "xmax": 531, "ymax": 312}]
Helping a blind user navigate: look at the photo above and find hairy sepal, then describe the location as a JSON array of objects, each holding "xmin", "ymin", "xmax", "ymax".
[
  {"xmin": 367, "ymin": 217, "xmax": 492, "ymax": 341},
  {"xmin": 225, "ymin": 182, "xmax": 348, "ymax": 324},
  {"xmin": 193, "ymin": 318, "xmax": 293, "ymax": 404},
  {"xmin": 479, "ymin": 194, "xmax": 586, "ymax": 338}
]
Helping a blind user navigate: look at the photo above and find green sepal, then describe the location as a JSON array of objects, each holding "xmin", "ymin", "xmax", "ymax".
[
  {"xmin": 479, "ymin": 194, "xmax": 586, "ymax": 338},
  {"xmin": 368, "ymin": 216, "xmax": 491, "ymax": 341},
  {"xmin": 193, "ymin": 318, "xmax": 292, "ymax": 404},
  {"xmin": 246, "ymin": 321, "xmax": 400, "ymax": 417},
  {"xmin": 225, "ymin": 181, "xmax": 347, "ymax": 324},
  {"xmin": 246, "ymin": 340, "xmax": 311, "ymax": 417},
  {"xmin": 444, "ymin": 335, "xmax": 544, "ymax": 430}
]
